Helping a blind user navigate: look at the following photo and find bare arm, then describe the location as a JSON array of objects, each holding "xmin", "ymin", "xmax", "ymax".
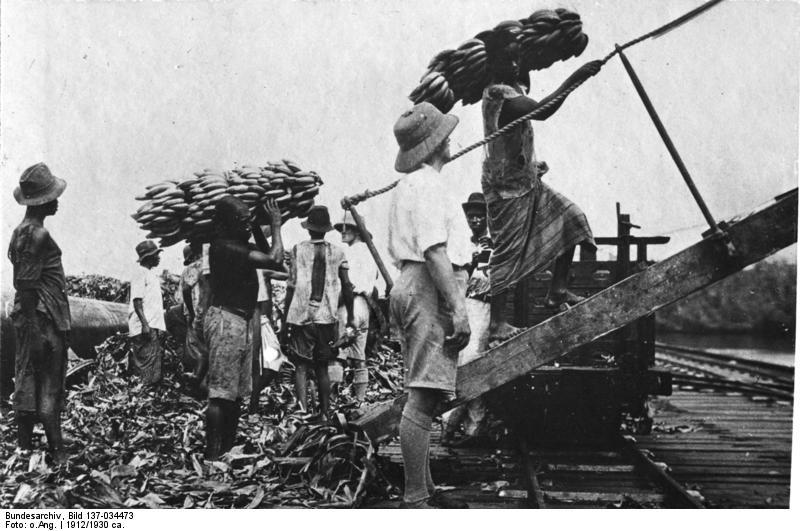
[
  {"xmin": 249, "ymin": 199, "xmax": 285, "ymax": 268},
  {"xmin": 338, "ymin": 268, "xmax": 354, "ymax": 327},
  {"xmin": 499, "ymin": 60, "xmax": 603, "ymax": 126},
  {"xmin": 133, "ymin": 298, "xmax": 151, "ymax": 336},
  {"xmin": 182, "ymin": 285, "xmax": 195, "ymax": 323},
  {"xmin": 16, "ymin": 228, "xmax": 48, "ymax": 322},
  {"xmin": 423, "ymin": 243, "xmax": 470, "ymax": 350}
]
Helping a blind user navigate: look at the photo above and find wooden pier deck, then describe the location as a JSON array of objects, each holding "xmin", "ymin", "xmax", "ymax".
[
  {"xmin": 635, "ymin": 388, "xmax": 793, "ymax": 508},
  {"xmin": 365, "ymin": 385, "xmax": 793, "ymax": 508}
]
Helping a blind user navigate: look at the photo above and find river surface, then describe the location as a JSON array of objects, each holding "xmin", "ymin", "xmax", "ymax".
[{"xmin": 657, "ymin": 332, "xmax": 796, "ymax": 368}]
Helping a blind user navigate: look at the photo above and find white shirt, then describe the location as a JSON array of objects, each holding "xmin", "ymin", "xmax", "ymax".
[
  {"xmin": 128, "ymin": 266, "xmax": 166, "ymax": 335},
  {"xmin": 344, "ymin": 241, "xmax": 378, "ymax": 296},
  {"xmin": 387, "ymin": 164, "xmax": 473, "ymax": 268}
]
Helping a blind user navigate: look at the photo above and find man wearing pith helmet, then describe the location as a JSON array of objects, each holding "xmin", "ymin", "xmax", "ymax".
[
  {"xmin": 7, "ymin": 163, "xmax": 70, "ymax": 464},
  {"xmin": 387, "ymin": 102, "xmax": 473, "ymax": 508}
]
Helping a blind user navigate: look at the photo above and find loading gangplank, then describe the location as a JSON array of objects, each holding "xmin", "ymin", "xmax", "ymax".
[{"xmin": 354, "ymin": 188, "xmax": 798, "ymax": 443}]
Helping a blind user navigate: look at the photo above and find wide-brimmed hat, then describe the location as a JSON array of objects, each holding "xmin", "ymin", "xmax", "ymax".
[
  {"xmin": 136, "ymin": 240, "xmax": 163, "ymax": 263},
  {"xmin": 394, "ymin": 102, "xmax": 459, "ymax": 174},
  {"xmin": 462, "ymin": 192, "xmax": 487, "ymax": 214},
  {"xmin": 13, "ymin": 163, "xmax": 67, "ymax": 206},
  {"xmin": 301, "ymin": 205, "xmax": 333, "ymax": 233},
  {"xmin": 333, "ymin": 211, "xmax": 372, "ymax": 239}
]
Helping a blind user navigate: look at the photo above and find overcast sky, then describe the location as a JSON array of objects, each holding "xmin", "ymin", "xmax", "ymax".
[{"xmin": 1, "ymin": 0, "xmax": 798, "ymax": 285}]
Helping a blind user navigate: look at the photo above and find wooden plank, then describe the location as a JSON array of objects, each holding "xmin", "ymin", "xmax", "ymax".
[
  {"xmin": 355, "ymin": 189, "xmax": 797, "ymax": 441},
  {"xmin": 455, "ymin": 190, "xmax": 797, "ymax": 406}
]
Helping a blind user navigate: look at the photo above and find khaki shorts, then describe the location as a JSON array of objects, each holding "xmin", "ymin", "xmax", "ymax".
[
  {"xmin": 289, "ymin": 323, "xmax": 337, "ymax": 365},
  {"xmin": 204, "ymin": 306, "xmax": 252, "ymax": 401},
  {"xmin": 389, "ymin": 263, "xmax": 467, "ymax": 393}
]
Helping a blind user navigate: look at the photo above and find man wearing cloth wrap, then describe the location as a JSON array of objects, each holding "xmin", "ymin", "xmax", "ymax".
[
  {"xmin": 202, "ymin": 196, "xmax": 284, "ymax": 459},
  {"xmin": 388, "ymin": 102, "xmax": 472, "ymax": 509},
  {"xmin": 7, "ymin": 163, "xmax": 70, "ymax": 464},
  {"xmin": 479, "ymin": 28, "xmax": 603, "ymax": 346}
]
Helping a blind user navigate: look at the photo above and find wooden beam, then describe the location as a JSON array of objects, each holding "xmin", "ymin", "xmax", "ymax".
[{"xmin": 355, "ymin": 190, "xmax": 797, "ymax": 442}]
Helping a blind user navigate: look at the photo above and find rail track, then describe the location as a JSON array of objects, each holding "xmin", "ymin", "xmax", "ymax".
[
  {"xmin": 654, "ymin": 342, "xmax": 794, "ymax": 399},
  {"xmin": 368, "ymin": 343, "xmax": 793, "ymax": 508}
]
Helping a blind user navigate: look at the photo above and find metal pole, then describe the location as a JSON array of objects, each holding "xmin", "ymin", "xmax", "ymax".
[
  {"xmin": 343, "ymin": 203, "xmax": 394, "ymax": 296},
  {"xmin": 616, "ymin": 45, "xmax": 723, "ymax": 238}
]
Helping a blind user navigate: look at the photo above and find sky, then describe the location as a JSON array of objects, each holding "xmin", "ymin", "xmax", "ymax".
[{"xmin": 1, "ymin": 0, "xmax": 798, "ymax": 285}]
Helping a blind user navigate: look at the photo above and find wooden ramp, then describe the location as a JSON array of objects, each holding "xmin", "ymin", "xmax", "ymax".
[{"xmin": 355, "ymin": 189, "xmax": 798, "ymax": 443}]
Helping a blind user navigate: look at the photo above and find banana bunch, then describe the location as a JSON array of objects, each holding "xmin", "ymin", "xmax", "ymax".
[
  {"xmin": 131, "ymin": 159, "xmax": 323, "ymax": 248},
  {"xmin": 409, "ymin": 8, "xmax": 589, "ymax": 113}
]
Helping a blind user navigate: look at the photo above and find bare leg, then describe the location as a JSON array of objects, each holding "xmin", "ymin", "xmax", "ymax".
[
  {"xmin": 488, "ymin": 290, "xmax": 524, "ymax": 347},
  {"xmin": 40, "ymin": 411, "xmax": 66, "ymax": 464},
  {"xmin": 16, "ymin": 411, "xmax": 35, "ymax": 451},
  {"xmin": 294, "ymin": 363, "xmax": 308, "ymax": 411},
  {"xmin": 205, "ymin": 398, "xmax": 226, "ymax": 460},
  {"xmin": 314, "ymin": 363, "xmax": 331, "ymax": 420},
  {"xmin": 222, "ymin": 399, "xmax": 240, "ymax": 454},
  {"xmin": 545, "ymin": 246, "xmax": 584, "ymax": 308}
]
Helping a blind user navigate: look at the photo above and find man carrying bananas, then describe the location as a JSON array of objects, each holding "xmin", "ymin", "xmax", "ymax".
[
  {"xmin": 388, "ymin": 102, "xmax": 472, "ymax": 509},
  {"xmin": 201, "ymin": 196, "xmax": 284, "ymax": 460},
  {"xmin": 479, "ymin": 28, "xmax": 602, "ymax": 347}
]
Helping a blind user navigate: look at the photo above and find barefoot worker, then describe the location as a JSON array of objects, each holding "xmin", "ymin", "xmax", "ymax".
[
  {"xmin": 479, "ymin": 27, "xmax": 601, "ymax": 346},
  {"xmin": 387, "ymin": 102, "xmax": 472, "ymax": 509},
  {"xmin": 129, "ymin": 240, "xmax": 166, "ymax": 385},
  {"xmin": 202, "ymin": 196, "xmax": 284, "ymax": 459},
  {"xmin": 7, "ymin": 163, "xmax": 70, "ymax": 464},
  {"xmin": 282, "ymin": 205, "xmax": 355, "ymax": 421}
]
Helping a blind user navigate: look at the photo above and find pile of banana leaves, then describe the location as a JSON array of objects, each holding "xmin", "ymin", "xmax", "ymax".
[
  {"xmin": 1, "ymin": 332, "xmax": 407, "ymax": 509},
  {"xmin": 65, "ymin": 272, "xmax": 180, "ymax": 308}
]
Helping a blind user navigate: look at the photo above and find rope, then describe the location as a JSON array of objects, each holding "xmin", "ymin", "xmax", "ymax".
[
  {"xmin": 341, "ymin": 0, "xmax": 727, "ymax": 207},
  {"xmin": 341, "ymin": 76, "xmax": 589, "ymax": 207}
]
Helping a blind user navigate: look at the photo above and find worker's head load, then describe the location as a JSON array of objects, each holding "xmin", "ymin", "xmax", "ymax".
[
  {"xmin": 14, "ymin": 162, "xmax": 67, "ymax": 207},
  {"xmin": 131, "ymin": 161, "xmax": 324, "ymax": 248},
  {"xmin": 393, "ymin": 102, "xmax": 459, "ymax": 173},
  {"xmin": 214, "ymin": 195, "xmax": 252, "ymax": 239},
  {"xmin": 301, "ymin": 205, "xmax": 334, "ymax": 234},
  {"xmin": 408, "ymin": 8, "xmax": 588, "ymax": 113}
]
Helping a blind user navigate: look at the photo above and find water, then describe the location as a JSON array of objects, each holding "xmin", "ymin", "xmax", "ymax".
[{"xmin": 658, "ymin": 332, "xmax": 796, "ymax": 368}]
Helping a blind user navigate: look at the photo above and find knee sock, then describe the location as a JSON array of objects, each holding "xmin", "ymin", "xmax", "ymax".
[
  {"xmin": 353, "ymin": 367, "xmax": 368, "ymax": 402},
  {"xmin": 400, "ymin": 389, "xmax": 438, "ymax": 503}
]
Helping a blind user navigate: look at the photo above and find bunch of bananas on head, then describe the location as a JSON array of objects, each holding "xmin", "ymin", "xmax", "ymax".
[
  {"xmin": 409, "ymin": 8, "xmax": 588, "ymax": 113},
  {"xmin": 131, "ymin": 160, "xmax": 323, "ymax": 248}
]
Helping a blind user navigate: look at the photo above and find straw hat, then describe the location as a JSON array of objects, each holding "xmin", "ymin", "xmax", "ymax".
[
  {"xmin": 393, "ymin": 102, "xmax": 458, "ymax": 173},
  {"xmin": 333, "ymin": 211, "xmax": 372, "ymax": 239},
  {"xmin": 13, "ymin": 163, "xmax": 67, "ymax": 206}
]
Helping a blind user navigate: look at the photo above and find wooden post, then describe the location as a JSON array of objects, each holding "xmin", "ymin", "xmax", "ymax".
[
  {"xmin": 344, "ymin": 204, "xmax": 394, "ymax": 296},
  {"xmin": 616, "ymin": 46, "xmax": 723, "ymax": 239}
]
